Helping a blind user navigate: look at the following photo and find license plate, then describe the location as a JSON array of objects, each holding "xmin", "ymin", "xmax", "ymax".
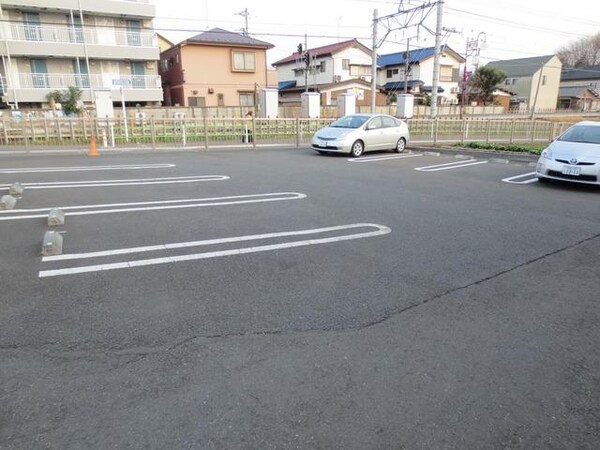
[{"xmin": 561, "ymin": 165, "xmax": 581, "ymax": 176}]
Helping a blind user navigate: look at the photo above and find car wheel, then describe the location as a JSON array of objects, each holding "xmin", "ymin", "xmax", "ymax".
[
  {"xmin": 394, "ymin": 137, "xmax": 407, "ymax": 153},
  {"xmin": 350, "ymin": 140, "xmax": 364, "ymax": 158}
]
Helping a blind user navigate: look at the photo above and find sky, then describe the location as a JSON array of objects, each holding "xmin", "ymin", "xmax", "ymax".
[{"xmin": 154, "ymin": 0, "xmax": 600, "ymax": 67}]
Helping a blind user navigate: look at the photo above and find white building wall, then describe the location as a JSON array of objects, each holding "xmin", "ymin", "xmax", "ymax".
[{"xmin": 276, "ymin": 45, "xmax": 373, "ymax": 87}]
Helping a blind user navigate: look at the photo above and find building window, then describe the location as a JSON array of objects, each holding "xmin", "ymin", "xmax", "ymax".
[
  {"xmin": 320, "ymin": 61, "xmax": 326, "ymax": 73},
  {"xmin": 542, "ymin": 75, "xmax": 547, "ymax": 86},
  {"xmin": 386, "ymin": 68, "xmax": 399, "ymax": 78},
  {"xmin": 239, "ymin": 93, "xmax": 255, "ymax": 106},
  {"xmin": 232, "ymin": 52, "xmax": 256, "ymax": 72},
  {"xmin": 440, "ymin": 65, "xmax": 453, "ymax": 82},
  {"xmin": 217, "ymin": 93, "xmax": 224, "ymax": 107},
  {"xmin": 342, "ymin": 59, "xmax": 350, "ymax": 70},
  {"xmin": 188, "ymin": 96, "xmax": 206, "ymax": 107}
]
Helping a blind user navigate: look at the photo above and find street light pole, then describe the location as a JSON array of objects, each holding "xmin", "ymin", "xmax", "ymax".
[{"xmin": 120, "ymin": 85, "xmax": 129, "ymax": 142}]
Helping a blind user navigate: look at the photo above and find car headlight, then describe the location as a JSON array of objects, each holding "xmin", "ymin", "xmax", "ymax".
[{"xmin": 541, "ymin": 148, "xmax": 553, "ymax": 160}]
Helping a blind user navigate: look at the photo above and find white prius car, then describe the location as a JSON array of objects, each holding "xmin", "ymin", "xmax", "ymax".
[
  {"xmin": 311, "ymin": 114, "xmax": 410, "ymax": 158},
  {"xmin": 536, "ymin": 121, "xmax": 600, "ymax": 185}
]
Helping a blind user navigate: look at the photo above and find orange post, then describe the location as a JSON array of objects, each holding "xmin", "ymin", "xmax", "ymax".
[{"xmin": 88, "ymin": 135, "xmax": 100, "ymax": 157}]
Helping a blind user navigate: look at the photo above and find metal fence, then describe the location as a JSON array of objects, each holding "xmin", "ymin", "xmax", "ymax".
[{"xmin": 0, "ymin": 116, "xmax": 573, "ymax": 149}]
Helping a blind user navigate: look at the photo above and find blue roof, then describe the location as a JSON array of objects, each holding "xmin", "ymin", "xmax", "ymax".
[
  {"xmin": 379, "ymin": 47, "xmax": 435, "ymax": 68},
  {"xmin": 278, "ymin": 80, "xmax": 297, "ymax": 90},
  {"xmin": 383, "ymin": 80, "xmax": 423, "ymax": 91},
  {"xmin": 377, "ymin": 45, "xmax": 462, "ymax": 68}
]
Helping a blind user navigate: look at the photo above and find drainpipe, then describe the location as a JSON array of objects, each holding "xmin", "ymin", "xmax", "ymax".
[{"xmin": 78, "ymin": 0, "xmax": 94, "ymax": 104}]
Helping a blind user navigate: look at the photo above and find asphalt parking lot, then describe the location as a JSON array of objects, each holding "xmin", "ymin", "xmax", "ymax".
[{"xmin": 1, "ymin": 146, "xmax": 599, "ymax": 449}]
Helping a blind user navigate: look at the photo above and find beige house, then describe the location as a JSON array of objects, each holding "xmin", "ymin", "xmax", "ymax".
[
  {"xmin": 0, "ymin": 0, "xmax": 162, "ymax": 108},
  {"xmin": 159, "ymin": 28, "xmax": 276, "ymax": 108},
  {"xmin": 487, "ymin": 55, "xmax": 562, "ymax": 112}
]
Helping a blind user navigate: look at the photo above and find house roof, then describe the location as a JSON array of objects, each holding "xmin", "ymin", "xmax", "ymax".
[
  {"xmin": 278, "ymin": 78, "xmax": 379, "ymax": 93},
  {"xmin": 559, "ymin": 86, "xmax": 599, "ymax": 99},
  {"xmin": 378, "ymin": 45, "xmax": 464, "ymax": 68},
  {"xmin": 278, "ymin": 80, "xmax": 297, "ymax": 90},
  {"xmin": 486, "ymin": 55, "xmax": 556, "ymax": 78},
  {"xmin": 561, "ymin": 65, "xmax": 600, "ymax": 81},
  {"xmin": 272, "ymin": 39, "xmax": 371, "ymax": 66},
  {"xmin": 383, "ymin": 80, "xmax": 424, "ymax": 91},
  {"xmin": 185, "ymin": 28, "xmax": 273, "ymax": 49}
]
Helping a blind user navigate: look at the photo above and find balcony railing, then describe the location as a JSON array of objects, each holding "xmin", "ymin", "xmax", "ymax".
[
  {"xmin": 15, "ymin": 73, "xmax": 161, "ymax": 90},
  {"xmin": 6, "ymin": 23, "xmax": 157, "ymax": 48}
]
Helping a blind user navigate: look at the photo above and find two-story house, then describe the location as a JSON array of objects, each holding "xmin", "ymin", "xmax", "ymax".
[
  {"xmin": 378, "ymin": 45, "xmax": 464, "ymax": 104},
  {"xmin": 558, "ymin": 65, "xmax": 600, "ymax": 110},
  {"xmin": 0, "ymin": 0, "xmax": 162, "ymax": 108},
  {"xmin": 159, "ymin": 28, "xmax": 275, "ymax": 108},
  {"xmin": 273, "ymin": 39, "xmax": 386, "ymax": 106},
  {"xmin": 486, "ymin": 55, "xmax": 562, "ymax": 111}
]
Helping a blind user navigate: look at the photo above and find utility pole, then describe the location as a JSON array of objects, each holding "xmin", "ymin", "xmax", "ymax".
[
  {"xmin": 404, "ymin": 38, "xmax": 410, "ymax": 94},
  {"xmin": 430, "ymin": 1, "xmax": 443, "ymax": 118},
  {"xmin": 304, "ymin": 33, "xmax": 308, "ymax": 93},
  {"xmin": 236, "ymin": 8, "xmax": 249, "ymax": 36},
  {"xmin": 371, "ymin": 9, "xmax": 378, "ymax": 113}
]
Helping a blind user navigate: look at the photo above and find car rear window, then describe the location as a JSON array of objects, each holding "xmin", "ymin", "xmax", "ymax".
[{"xmin": 382, "ymin": 116, "xmax": 399, "ymax": 128}]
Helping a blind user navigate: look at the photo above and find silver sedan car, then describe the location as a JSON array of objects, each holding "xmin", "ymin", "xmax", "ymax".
[
  {"xmin": 311, "ymin": 114, "xmax": 410, "ymax": 157},
  {"xmin": 536, "ymin": 121, "xmax": 600, "ymax": 185}
]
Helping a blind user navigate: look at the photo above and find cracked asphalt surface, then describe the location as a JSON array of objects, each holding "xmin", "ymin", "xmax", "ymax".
[{"xmin": 1, "ymin": 147, "xmax": 599, "ymax": 449}]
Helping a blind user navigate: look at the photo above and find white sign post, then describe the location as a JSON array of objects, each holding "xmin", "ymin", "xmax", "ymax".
[{"xmin": 113, "ymin": 78, "xmax": 131, "ymax": 143}]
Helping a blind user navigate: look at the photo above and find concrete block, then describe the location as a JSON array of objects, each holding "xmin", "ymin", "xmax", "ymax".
[
  {"xmin": 490, "ymin": 158, "xmax": 509, "ymax": 164},
  {"xmin": 455, "ymin": 154, "xmax": 472, "ymax": 160},
  {"xmin": 0, "ymin": 195, "xmax": 17, "ymax": 210},
  {"xmin": 48, "ymin": 208, "xmax": 66, "ymax": 227},
  {"xmin": 9, "ymin": 183, "xmax": 24, "ymax": 198},
  {"xmin": 424, "ymin": 151, "xmax": 440, "ymax": 156},
  {"xmin": 42, "ymin": 231, "xmax": 63, "ymax": 256}
]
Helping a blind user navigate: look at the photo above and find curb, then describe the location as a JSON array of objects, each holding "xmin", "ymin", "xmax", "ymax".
[{"xmin": 411, "ymin": 145, "xmax": 540, "ymax": 163}]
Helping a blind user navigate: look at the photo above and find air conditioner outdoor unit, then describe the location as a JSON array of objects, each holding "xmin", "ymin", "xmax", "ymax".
[
  {"xmin": 334, "ymin": 75, "xmax": 342, "ymax": 82},
  {"xmin": 450, "ymin": 87, "xmax": 458, "ymax": 94}
]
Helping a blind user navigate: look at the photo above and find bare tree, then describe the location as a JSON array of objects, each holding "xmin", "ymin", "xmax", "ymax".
[{"xmin": 557, "ymin": 32, "xmax": 600, "ymax": 67}]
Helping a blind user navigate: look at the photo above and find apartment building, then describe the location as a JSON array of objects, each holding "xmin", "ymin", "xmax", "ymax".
[{"xmin": 0, "ymin": 0, "xmax": 162, "ymax": 109}]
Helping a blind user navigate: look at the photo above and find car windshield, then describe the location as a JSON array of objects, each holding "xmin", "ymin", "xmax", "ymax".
[
  {"xmin": 558, "ymin": 125, "xmax": 600, "ymax": 145},
  {"xmin": 329, "ymin": 116, "xmax": 369, "ymax": 129}
]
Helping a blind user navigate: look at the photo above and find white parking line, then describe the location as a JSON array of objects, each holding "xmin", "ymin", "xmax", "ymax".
[
  {"xmin": 0, "ymin": 192, "xmax": 306, "ymax": 221},
  {"xmin": 502, "ymin": 172, "xmax": 538, "ymax": 185},
  {"xmin": 0, "ymin": 164, "xmax": 175, "ymax": 174},
  {"xmin": 0, "ymin": 175, "xmax": 229, "ymax": 190},
  {"xmin": 347, "ymin": 153, "xmax": 423, "ymax": 163},
  {"xmin": 39, "ymin": 223, "xmax": 391, "ymax": 277},
  {"xmin": 414, "ymin": 160, "xmax": 488, "ymax": 172}
]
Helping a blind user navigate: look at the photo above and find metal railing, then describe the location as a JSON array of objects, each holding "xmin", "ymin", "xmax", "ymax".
[
  {"xmin": 0, "ymin": 117, "xmax": 571, "ymax": 149},
  {"xmin": 6, "ymin": 23, "xmax": 156, "ymax": 47},
  {"xmin": 15, "ymin": 73, "xmax": 161, "ymax": 90}
]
